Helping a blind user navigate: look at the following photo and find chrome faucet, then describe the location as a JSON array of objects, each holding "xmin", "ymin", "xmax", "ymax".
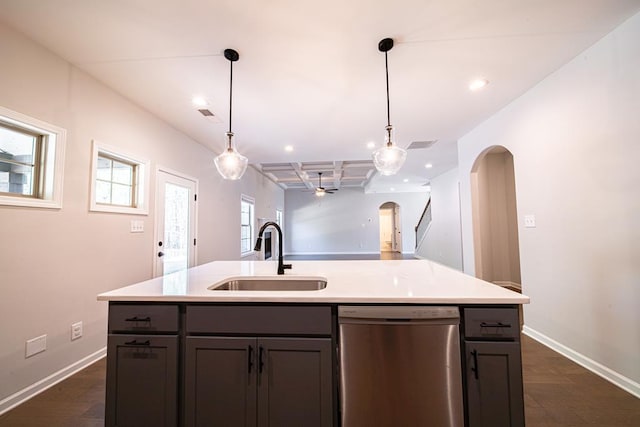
[{"xmin": 254, "ymin": 221, "xmax": 291, "ymax": 275}]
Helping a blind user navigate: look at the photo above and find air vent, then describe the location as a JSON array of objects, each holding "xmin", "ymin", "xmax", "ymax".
[
  {"xmin": 407, "ymin": 140, "xmax": 437, "ymax": 150},
  {"xmin": 198, "ymin": 109, "xmax": 222, "ymax": 123},
  {"xmin": 198, "ymin": 109, "xmax": 214, "ymax": 117}
]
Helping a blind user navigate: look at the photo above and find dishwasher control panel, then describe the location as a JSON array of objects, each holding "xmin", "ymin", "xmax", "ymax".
[{"xmin": 338, "ymin": 305, "xmax": 459, "ymax": 320}]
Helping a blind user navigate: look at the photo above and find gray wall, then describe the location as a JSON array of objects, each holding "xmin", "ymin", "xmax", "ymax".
[
  {"xmin": 458, "ymin": 12, "xmax": 640, "ymax": 393},
  {"xmin": 415, "ymin": 168, "xmax": 463, "ymax": 270},
  {"xmin": 284, "ymin": 188, "xmax": 428, "ymax": 254},
  {"xmin": 0, "ymin": 22, "xmax": 283, "ymax": 406}
]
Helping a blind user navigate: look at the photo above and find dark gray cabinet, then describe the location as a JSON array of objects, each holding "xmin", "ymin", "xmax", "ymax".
[
  {"xmin": 184, "ymin": 305, "xmax": 335, "ymax": 427},
  {"xmin": 105, "ymin": 304, "xmax": 180, "ymax": 427},
  {"xmin": 463, "ymin": 307, "xmax": 525, "ymax": 427},
  {"xmin": 184, "ymin": 336, "xmax": 333, "ymax": 427}
]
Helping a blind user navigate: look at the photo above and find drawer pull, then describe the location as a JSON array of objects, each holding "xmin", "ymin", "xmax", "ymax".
[
  {"xmin": 124, "ymin": 339, "xmax": 151, "ymax": 346},
  {"xmin": 125, "ymin": 316, "xmax": 151, "ymax": 322},
  {"xmin": 480, "ymin": 321, "xmax": 511, "ymax": 328}
]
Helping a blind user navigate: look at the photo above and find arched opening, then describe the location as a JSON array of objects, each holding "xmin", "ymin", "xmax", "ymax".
[
  {"xmin": 470, "ymin": 146, "xmax": 522, "ymax": 291},
  {"xmin": 379, "ymin": 202, "xmax": 402, "ymax": 253}
]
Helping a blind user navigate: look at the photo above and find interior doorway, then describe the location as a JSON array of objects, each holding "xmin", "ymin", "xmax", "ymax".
[
  {"xmin": 154, "ymin": 169, "xmax": 198, "ymax": 277},
  {"xmin": 470, "ymin": 146, "xmax": 522, "ymax": 290},
  {"xmin": 379, "ymin": 202, "xmax": 402, "ymax": 253}
]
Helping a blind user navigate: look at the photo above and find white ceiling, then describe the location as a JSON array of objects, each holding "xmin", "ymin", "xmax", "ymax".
[{"xmin": 1, "ymin": 0, "xmax": 639, "ymax": 192}]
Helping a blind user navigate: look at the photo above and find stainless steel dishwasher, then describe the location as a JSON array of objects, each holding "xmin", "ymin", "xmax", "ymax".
[{"xmin": 338, "ymin": 306, "xmax": 464, "ymax": 427}]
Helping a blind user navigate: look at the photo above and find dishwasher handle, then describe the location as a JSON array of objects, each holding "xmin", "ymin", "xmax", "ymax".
[
  {"xmin": 338, "ymin": 306, "xmax": 459, "ymax": 324},
  {"xmin": 339, "ymin": 317, "xmax": 459, "ymax": 326}
]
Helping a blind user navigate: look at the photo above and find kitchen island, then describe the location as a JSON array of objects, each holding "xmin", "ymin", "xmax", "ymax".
[{"xmin": 98, "ymin": 259, "xmax": 529, "ymax": 427}]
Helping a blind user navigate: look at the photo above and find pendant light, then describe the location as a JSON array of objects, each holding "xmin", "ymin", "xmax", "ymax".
[
  {"xmin": 214, "ymin": 48, "xmax": 248, "ymax": 180},
  {"xmin": 372, "ymin": 38, "xmax": 407, "ymax": 176}
]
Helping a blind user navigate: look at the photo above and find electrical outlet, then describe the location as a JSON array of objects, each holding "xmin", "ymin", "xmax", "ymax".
[
  {"xmin": 71, "ymin": 321, "xmax": 83, "ymax": 341},
  {"xmin": 26, "ymin": 334, "xmax": 47, "ymax": 358}
]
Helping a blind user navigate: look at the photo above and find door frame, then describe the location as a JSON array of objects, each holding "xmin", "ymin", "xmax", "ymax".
[{"xmin": 153, "ymin": 166, "xmax": 199, "ymax": 277}]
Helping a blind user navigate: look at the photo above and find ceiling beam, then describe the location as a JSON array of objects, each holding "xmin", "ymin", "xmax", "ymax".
[{"xmin": 291, "ymin": 162, "xmax": 315, "ymax": 190}]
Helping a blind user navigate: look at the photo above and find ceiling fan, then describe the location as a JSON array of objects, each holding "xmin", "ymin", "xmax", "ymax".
[{"xmin": 313, "ymin": 172, "xmax": 338, "ymax": 197}]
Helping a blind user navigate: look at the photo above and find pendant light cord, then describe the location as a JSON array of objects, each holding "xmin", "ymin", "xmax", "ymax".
[
  {"xmin": 385, "ymin": 51, "xmax": 391, "ymax": 128},
  {"xmin": 228, "ymin": 59, "xmax": 233, "ymax": 136}
]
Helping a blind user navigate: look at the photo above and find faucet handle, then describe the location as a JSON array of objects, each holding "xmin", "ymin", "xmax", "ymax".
[{"xmin": 283, "ymin": 263, "xmax": 292, "ymax": 270}]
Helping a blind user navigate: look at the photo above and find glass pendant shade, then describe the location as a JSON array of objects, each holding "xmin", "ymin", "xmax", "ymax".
[
  {"xmin": 372, "ymin": 125, "xmax": 407, "ymax": 176},
  {"xmin": 214, "ymin": 132, "xmax": 248, "ymax": 180}
]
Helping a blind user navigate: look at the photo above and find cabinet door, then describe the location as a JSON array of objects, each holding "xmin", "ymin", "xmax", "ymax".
[
  {"xmin": 465, "ymin": 341, "xmax": 525, "ymax": 427},
  {"xmin": 184, "ymin": 337, "xmax": 257, "ymax": 427},
  {"xmin": 257, "ymin": 338, "xmax": 333, "ymax": 427},
  {"xmin": 106, "ymin": 335, "xmax": 178, "ymax": 427}
]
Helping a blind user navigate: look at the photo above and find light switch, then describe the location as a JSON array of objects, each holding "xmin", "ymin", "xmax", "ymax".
[
  {"xmin": 524, "ymin": 215, "xmax": 536, "ymax": 228},
  {"xmin": 130, "ymin": 220, "xmax": 144, "ymax": 233}
]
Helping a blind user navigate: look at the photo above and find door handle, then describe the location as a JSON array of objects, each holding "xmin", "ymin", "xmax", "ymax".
[
  {"xmin": 470, "ymin": 350, "xmax": 479, "ymax": 380},
  {"xmin": 248, "ymin": 345, "xmax": 254, "ymax": 374},
  {"xmin": 158, "ymin": 251, "xmax": 164, "ymax": 257},
  {"xmin": 258, "ymin": 346, "xmax": 265, "ymax": 374}
]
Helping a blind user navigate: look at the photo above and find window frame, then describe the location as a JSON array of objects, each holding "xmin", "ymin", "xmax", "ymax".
[
  {"xmin": 0, "ymin": 106, "xmax": 66, "ymax": 209},
  {"xmin": 89, "ymin": 140, "xmax": 149, "ymax": 215},
  {"xmin": 240, "ymin": 194, "xmax": 255, "ymax": 257}
]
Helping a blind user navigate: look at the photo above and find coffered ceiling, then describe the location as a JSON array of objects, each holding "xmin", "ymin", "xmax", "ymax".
[{"xmin": 1, "ymin": 0, "xmax": 638, "ymax": 192}]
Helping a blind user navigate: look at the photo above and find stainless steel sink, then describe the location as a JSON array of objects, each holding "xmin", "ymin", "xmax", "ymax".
[{"xmin": 209, "ymin": 277, "xmax": 327, "ymax": 291}]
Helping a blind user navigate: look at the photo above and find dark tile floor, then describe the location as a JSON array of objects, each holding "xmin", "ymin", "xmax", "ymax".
[{"xmin": 1, "ymin": 336, "xmax": 638, "ymax": 426}]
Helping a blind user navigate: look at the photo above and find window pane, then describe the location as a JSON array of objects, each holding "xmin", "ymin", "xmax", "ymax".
[
  {"xmin": 163, "ymin": 183, "xmax": 190, "ymax": 274},
  {"xmin": 111, "ymin": 183, "xmax": 132, "ymax": 206},
  {"xmin": 112, "ymin": 160, "xmax": 133, "ymax": 185},
  {"xmin": 0, "ymin": 125, "xmax": 37, "ymax": 196},
  {"xmin": 96, "ymin": 156, "xmax": 112, "ymax": 181},
  {"xmin": 95, "ymin": 180, "xmax": 112, "ymax": 204},
  {"xmin": 241, "ymin": 239, "xmax": 250, "ymax": 253}
]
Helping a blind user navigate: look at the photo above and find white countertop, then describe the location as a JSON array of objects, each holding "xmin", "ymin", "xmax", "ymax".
[{"xmin": 97, "ymin": 259, "xmax": 529, "ymax": 304}]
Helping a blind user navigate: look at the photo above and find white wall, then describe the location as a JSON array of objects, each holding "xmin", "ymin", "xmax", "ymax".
[
  {"xmin": 415, "ymin": 168, "xmax": 463, "ymax": 270},
  {"xmin": 458, "ymin": 12, "xmax": 640, "ymax": 392},
  {"xmin": 284, "ymin": 188, "xmax": 427, "ymax": 254},
  {"xmin": 0, "ymin": 22, "xmax": 283, "ymax": 408}
]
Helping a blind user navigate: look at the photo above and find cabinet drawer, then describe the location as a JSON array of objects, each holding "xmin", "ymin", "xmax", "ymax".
[
  {"xmin": 109, "ymin": 304, "xmax": 179, "ymax": 333},
  {"xmin": 186, "ymin": 305, "xmax": 332, "ymax": 335},
  {"xmin": 464, "ymin": 308, "xmax": 519, "ymax": 340}
]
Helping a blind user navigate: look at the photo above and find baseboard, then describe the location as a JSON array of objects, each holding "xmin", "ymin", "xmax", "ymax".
[
  {"xmin": 284, "ymin": 251, "xmax": 380, "ymax": 256},
  {"xmin": 0, "ymin": 347, "xmax": 107, "ymax": 415},
  {"xmin": 523, "ymin": 326, "xmax": 640, "ymax": 398}
]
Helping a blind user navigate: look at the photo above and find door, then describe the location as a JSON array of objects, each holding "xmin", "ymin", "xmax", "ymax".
[
  {"xmin": 465, "ymin": 341, "xmax": 525, "ymax": 427},
  {"xmin": 257, "ymin": 338, "xmax": 333, "ymax": 427},
  {"xmin": 105, "ymin": 335, "xmax": 178, "ymax": 427},
  {"xmin": 154, "ymin": 169, "xmax": 197, "ymax": 276},
  {"xmin": 184, "ymin": 337, "xmax": 257, "ymax": 427},
  {"xmin": 392, "ymin": 203, "xmax": 402, "ymax": 252}
]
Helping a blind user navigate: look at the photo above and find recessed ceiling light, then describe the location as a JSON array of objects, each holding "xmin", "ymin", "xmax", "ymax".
[
  {"xmin": 403, "ymin": 178, "xmax": 409, "ymax": 183},
  {"xmin": 469, "ymin": 79, "xmax": 489, "ymax": 91},
  {"xmin": 192, "ymin": 96, "xmax": 208, "ymax": 107},
  {"xmin": 390, "ymin": 187, "xmax": 395, "ymax": 191},
  {"xmin": 366, "ymin": 142, "xmax": 375, "ymax": 149},
  {"xmin": 284, "ymin": 145, "xmax": 294, "ymax": 152},
  {"xmin": 425, "ymin": 163, "xmax": 433, "ymax": 169}
]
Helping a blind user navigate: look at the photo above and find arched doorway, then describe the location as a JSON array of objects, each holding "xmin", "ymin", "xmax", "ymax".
[
  {"xmin": 379, "ymin": 202, "xmax": 402, "ymax": 253},
  {"xmin": 470, "ymin": 146, "xmax": 522, "ymax": 291}
]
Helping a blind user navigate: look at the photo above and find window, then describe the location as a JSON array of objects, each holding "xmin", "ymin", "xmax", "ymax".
[
  {"xmin": 276, "ymin": 209, "xmax": 283, "ymax": 227},
  {"xmin": 240, "ymin": 195, "xmax": 255, "ymax": 256},
  {"xmin": 0, "ymin": 106, "xmax": 66, "ymax": 209},
  {"xmin": 90, "ymin": 140, "xmax": 149, "ymax": 215}
]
